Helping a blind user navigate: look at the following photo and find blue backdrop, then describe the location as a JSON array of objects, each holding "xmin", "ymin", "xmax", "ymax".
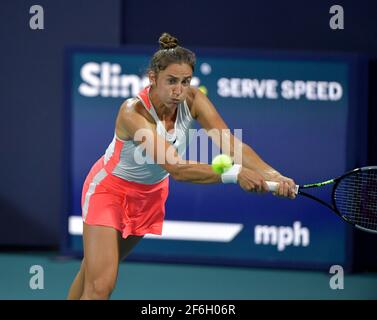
[{"xmin": 62, "ymin": 46, "xmax": 368, "ymax": 270}]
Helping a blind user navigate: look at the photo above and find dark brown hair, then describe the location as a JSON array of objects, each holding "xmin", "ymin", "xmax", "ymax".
[{"xmin": 149, "ymin": 33, "xmax": 196, "ymax": 74}]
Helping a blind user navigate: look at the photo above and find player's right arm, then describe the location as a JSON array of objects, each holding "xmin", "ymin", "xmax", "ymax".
[
  {"xmin": 115, "ymin": 99, "xmax": 220, "ymax": 184},
  {"xmin": 115, "ymin": 99, "xmax": 266, "ymax": 191}
]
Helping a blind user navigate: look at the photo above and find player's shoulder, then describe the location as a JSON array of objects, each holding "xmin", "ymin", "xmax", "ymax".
[
  {"xmin": 119, "ymin": 97, "xmax": 154, "ymax": 124},
  {"xmin": 185, "ymin": 86, "xmax": 200, "ymax": 117},
  {"xmin": 187, "ymin": 86, "xmax": 207, "ymax": 119},
  {"xmin": 116, "ymin": 97, "xmax": 154, "ymax": 139},
  {"xmin": 186, "ymin": 86, "xmax": 199, "ymax": 103}
]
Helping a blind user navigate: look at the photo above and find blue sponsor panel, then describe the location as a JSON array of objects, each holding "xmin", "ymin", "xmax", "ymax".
[{"xmin": 63, "ymin": 47, "xmax": 367, "ymax": 270}]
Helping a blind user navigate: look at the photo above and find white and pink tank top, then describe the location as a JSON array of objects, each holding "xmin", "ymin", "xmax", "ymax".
[{"xmin": 103, "ymin": 86, "xmax": 195, "ymax": 184}]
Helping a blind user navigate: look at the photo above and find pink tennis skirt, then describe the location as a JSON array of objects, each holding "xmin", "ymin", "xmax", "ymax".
[{"xmin": 81, "ymin": 156, "xmax": 169, "ymax": 238}]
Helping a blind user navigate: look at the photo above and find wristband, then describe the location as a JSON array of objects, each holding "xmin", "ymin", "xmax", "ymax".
[{"xmin": 221, "ymin": 164, "xmax": 242, "ymax": 184}]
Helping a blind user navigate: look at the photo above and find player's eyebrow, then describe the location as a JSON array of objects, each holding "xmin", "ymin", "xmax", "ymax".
[{"xmin": 166, "ymin": 75, "xmax": 192, "ymax": 80}]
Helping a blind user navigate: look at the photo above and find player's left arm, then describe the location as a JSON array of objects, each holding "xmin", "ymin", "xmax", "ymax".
[{"xmin": 189, "ymin": 87, "xmax": 296, "ymax": 198}]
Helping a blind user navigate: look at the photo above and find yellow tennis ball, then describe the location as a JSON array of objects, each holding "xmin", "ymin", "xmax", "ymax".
[
  {"xmin": 211, "ymin": 154, "xmax": 233, "ymax": 174},
  {"xmin": 198, "ymin": 85, "xmax": 208, "ymax": 95}
]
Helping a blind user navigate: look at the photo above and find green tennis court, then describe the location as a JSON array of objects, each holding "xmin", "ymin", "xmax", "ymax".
[{"xmin": 1, "ymin": 252, "xmax": 376, "ymax": 300}]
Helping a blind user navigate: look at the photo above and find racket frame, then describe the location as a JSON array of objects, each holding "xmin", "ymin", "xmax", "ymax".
[{"xmin": 298, "ymin": 166, "xmax": 377, "ymax": 234}]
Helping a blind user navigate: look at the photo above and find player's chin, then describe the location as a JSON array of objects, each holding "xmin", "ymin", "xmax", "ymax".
[{"xmin": 167, "ymin": 101, "xmax": 180, "ymax": 107}]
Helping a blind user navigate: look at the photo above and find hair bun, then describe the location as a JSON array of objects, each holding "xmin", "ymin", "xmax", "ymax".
[{"xmin": 159, "ymin": 32, "xmax": 179, "ymax": 50}]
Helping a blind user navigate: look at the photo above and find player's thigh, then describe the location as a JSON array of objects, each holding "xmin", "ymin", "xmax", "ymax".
[
  {"xmin": 82, "ymin": 223, "xmax": 121, "ymax": 284},
  {"xmin": 119, "ymin": 235, "xmax": 144, "ymax": 261}
]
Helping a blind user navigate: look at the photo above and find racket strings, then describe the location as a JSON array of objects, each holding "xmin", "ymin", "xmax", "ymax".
[{"xmin": 334, "ymin": 171, "xmax": 377, "ymax": 231}]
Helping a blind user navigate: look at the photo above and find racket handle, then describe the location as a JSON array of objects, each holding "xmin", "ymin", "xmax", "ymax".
[{"xmin": 265, "ymin": 181, "xmax": 299, "ymax": 194}]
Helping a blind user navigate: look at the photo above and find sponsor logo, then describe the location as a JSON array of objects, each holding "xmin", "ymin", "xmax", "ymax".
[
  {"xmin": 78, "ymin": 62, "xmax": 200, "ymax": 98},
  {"xmin": 78, "ymin": 61, "xmax": 343, "ymax": 102}
]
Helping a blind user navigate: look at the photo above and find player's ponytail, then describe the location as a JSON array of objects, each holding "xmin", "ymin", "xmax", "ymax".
[
  {"xmin": 149, "ymin": 32, "xmax": 196, "ymax": 74},
  {"xmin": 158, "ymin": 33, "xmax": 178, "ymax": 50}
]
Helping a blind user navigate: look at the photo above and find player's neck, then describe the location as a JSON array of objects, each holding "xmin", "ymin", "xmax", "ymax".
[{"xmin": 149, "ymin": 88, "xmax": 177, "ymax": 120}]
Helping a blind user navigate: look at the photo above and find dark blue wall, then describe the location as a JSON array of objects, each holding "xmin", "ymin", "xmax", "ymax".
[
  {"xmin": 123, "ymin": 0, "xmax": 377, "ymax": 54},
  {"xmin": 0, "ymin": 0, "xmax": 376, "ymax": 270},
  {"xmin": 0, "ymin": 0, "xmax": 121, "ymax": 246}
]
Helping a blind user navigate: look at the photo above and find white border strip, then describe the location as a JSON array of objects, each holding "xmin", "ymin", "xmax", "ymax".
[{"xmin": 69, "ymin": 216, "xmax": 243, "ymax": 242}]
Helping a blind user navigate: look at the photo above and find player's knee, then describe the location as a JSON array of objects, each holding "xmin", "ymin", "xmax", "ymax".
[
  {"xmin": 83, "ymin": 277, "xmax": 116, "ymax": 300},
  {"xmin": 93, "ymin": 278, "xmax": 115, "ymax": 298}
]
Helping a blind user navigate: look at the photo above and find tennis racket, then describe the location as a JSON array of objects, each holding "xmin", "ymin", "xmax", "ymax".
[{"xmin": 266, "ymin": 166, "xmax": 377, "ymax": 234}]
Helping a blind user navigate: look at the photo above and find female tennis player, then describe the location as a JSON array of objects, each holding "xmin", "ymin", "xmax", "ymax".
[{"xmin": 67, "ymin": 33, "xmax": 297, "ymax": 300}]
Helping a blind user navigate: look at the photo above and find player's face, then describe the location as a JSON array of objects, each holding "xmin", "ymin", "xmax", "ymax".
[{"xmin": 150, "ymin": 63, "xmax": 193, "ymax": 108}]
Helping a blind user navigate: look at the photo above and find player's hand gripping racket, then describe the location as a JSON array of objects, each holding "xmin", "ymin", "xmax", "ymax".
[{"xmin": 266, "ymin": 166, "xmax": 377, "ymax": 234}]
